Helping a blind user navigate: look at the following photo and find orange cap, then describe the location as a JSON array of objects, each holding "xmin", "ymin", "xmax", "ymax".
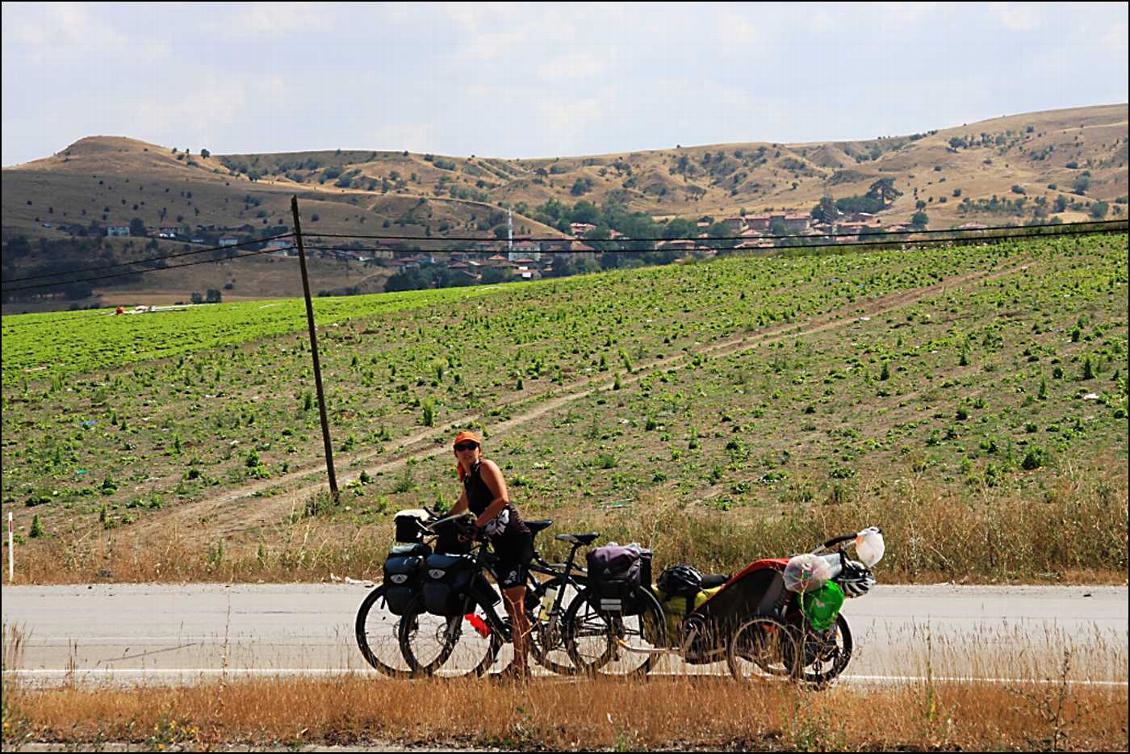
[{"xmin": 453, "ymin": 430, "xmax": 482, "ymax": 448}]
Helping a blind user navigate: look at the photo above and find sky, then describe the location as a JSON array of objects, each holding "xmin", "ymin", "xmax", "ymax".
[{"xmin": 2, "ymin": 2, "xmax": 1127, "ymax": 167}]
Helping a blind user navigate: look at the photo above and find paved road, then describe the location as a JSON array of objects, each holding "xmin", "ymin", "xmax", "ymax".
[{"xmin": 2, "ymin": 583, "xmax": 1126, "ymax": 685}]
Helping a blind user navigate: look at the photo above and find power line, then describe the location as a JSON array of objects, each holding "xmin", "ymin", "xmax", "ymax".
[
  {"xmin": 301, "ymin": 222, "xmax": 1125, "ymax": 256},
  {"xmin": 300, "ymin": 219, "xmax": 1126, "ymax": 244},
  {"xmin": 3, "ymin": 220, "xmax": 1124, "ymax": 298},
  {"xmin": 1, "ymin": 245, "xmax": 293, "ymax": 294},
  {"xmin": 5, "ymin": 219, "xmax": 1121, "ymax": 289},
  {"xmin": 2, "ymin": 232, "xmax": 294, "ymax": 284}
]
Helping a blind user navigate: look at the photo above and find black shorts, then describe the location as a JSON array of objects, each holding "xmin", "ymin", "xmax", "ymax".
[{"xmin": 491, "ymin": 529, "xmax": 534, "ymax": 590}]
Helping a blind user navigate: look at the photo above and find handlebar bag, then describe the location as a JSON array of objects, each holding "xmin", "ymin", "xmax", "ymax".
[
  {"xmin": 383, "ymin": 543, "xmax": 432, "ymax": 615},
  {"xmin": 394, "ymin": 510, "xmax": 430, "ymax": 544}
]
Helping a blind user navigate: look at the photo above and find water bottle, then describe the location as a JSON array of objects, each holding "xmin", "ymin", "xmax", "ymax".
[{"xmin": 538, "ymin": 584, "xmax": 559, "ymax": 620}]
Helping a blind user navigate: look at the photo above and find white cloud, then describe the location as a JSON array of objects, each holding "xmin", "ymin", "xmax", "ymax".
[
  {"xmin": 208, "ymin": 2, "xmax": 333, "ymax": 39},
  {"xmin": 987, "ymin": 2, "xmax": 1045, "ymax": 32},
  {"xmin": 365, "ymin": 122, "xmax": 439, "ymax": 153},
  {"xmin": 717, "ymin": 7, "xmax": 761, "ymax": 50},
  {"xmin": 884, "ymin": 2, "xmax": 940, "ymax": 26},
  {"xmin": 537, "ymin": 96, "xmax": 604, "ymax": 153},
  {"xmin": 537, "ymin": 51, "xmax": 608, "ymax": 81},
  {"xmin": 129, "ymin": 78, "xmax": 251, "ymax": 144},
  {"xmin": 5, "ymin": 2, "xmax": 145, "ymax": 64},
  {"xmin": 1098, "ymin": 19, "xmax": 1128, "ymax": 56}
]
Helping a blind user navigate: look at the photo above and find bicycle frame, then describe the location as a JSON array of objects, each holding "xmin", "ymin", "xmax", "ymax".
[{"xmin": 447, "ymin": 531, "xmax": 593, "ymax": 645}]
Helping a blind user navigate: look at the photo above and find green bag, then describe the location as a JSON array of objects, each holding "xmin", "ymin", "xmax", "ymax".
[{"xmin": 801, "ymin": 581, "xmax": 844, "ymax": 631}]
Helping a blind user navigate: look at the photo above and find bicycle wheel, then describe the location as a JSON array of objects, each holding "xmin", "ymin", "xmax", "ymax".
[
  {"xmin": 563, "ymin": 586, "xmax": 667, "ymax": 676},
  {"xmin": 355, "ymin": 584, "xmax": 414, "ymax": 678},
  {"xmin": 527, "ymin": 576, "xmax": 587, "ymax": 676},
  {"xmin": 727, "ymin": 617, "xmax": 801, "ymax": 682},
  {"xmin": 397, "ymin": 599, "xmax": 502, "ymax": 678},
  {"xmin": 796, "ymin": 613, "xmax": 853, "ymax": 685}
]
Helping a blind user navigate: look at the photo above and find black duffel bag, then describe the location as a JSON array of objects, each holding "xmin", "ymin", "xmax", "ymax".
[{"xmin": 382, "ymin": 542, "xmax": 431, "ymax": 615}]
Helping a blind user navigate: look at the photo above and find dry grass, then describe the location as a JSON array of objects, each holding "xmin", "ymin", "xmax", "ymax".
[
  {"xmin": 2, "ymin": 674, "xmax": 1126, "ymax": 751},
  {"xmin": 9, "ymin": 458, "xmax": 1124, "ymax": 585}
]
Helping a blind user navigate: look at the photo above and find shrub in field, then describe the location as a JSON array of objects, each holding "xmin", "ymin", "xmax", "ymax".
[{"xmin": 1022, "ymin": 446, "xmax": 1047, "ymax": 470}]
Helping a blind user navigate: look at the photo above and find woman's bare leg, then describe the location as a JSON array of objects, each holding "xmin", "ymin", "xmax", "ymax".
[{"xmin": 502, "ymin": 585, "xmax": 531, "ymax": 676}]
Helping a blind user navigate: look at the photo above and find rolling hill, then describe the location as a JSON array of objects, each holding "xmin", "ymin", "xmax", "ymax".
[{"xmin": 1, "ymin": 103, "xmax": 1126, "ymax": 313}]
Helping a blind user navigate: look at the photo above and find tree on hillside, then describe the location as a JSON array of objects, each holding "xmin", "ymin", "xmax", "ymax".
[
  {"xmin": 663, "ymin": 217, "xmax": 698, "ymax": 239},
  {"xmin": 911, "ymin": 210, "xmax": 929, "ymax": 228},
  {"xmin": 571, "ymin": 201, "xmax": 600, "ymax": 224},
  {"xmin": 676, "ymin": 154, "xmax": 691, "ymax": 181},
  {"xmin": 129, "ymin": 217, "xmax": 147, "ymax": 237},
  {"xmin": 811, "ymin": 195, "xmax": 838, "ymax": 223},
  {"xmin": 571, "ymin": 177, "xmax": 593, "ymax": 196},
  {"xmin": 867, "ymin": 178, "xmax": 902, "ymax": 208}
]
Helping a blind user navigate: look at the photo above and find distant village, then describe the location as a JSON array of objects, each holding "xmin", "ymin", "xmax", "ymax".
[{"xmin": 78, "ymin": 208, "xmax": 992, "ymax": 286}]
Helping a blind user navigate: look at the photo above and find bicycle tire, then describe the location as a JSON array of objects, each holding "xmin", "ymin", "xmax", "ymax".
[
  {"xmin": 397, "ymin": 598, "xmax": 502, "ymax": 678},
  {"xmin": 563, "ymin": 586, "xmax": 667, "ymax": 676},
  {"xmin": 727, "ymin": 617, "xmax": 801, "ymax": 682},
  {"xmin": 354, "ymin": 584, "xmax": 414, "ymax": 678},
  {"xmin": 796, "ymin": 613, "xmax": 853, "ymax": 685}
]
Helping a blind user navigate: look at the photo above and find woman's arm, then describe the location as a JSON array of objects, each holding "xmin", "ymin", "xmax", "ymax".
[
  {"xmin": 450, "ymin": 488, "xmax": 469, "ymax": 515},
  {"xmin": 473, "ymin": 460, "xmax": 511, "ymax": 528}
]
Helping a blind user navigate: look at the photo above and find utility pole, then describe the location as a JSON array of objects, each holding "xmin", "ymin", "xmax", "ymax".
[{"xmin": 290, "ymin": 196, "xmax": 338, "ymax": 501}]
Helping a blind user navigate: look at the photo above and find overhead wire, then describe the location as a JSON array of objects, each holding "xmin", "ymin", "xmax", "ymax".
[
  {"xmin": 1, "ymin": 245, "xmax": 294, "ymax": 294},
  {"xmin": 299, "ymin": 222, "xmax": 1126, "ymax": 257},
  {"xmin": 3, "ymin": 219, "xmax": 1125, "ymax": 296},
  {"xmin": 300, "ymin": 218, "xmax": 1126, "ymax": 243},
  {"xmin": 1, "ymin": 231, "xmax": 294, "ymax": 284}
]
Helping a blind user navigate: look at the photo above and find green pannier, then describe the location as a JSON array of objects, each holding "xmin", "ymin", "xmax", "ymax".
[{"xmin": 801, "ymin": 580, "xmax": 845, "ymax": 631}]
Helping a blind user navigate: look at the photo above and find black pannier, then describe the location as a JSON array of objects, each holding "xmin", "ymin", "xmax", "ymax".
[
  {"xmin": 422, "ymin": 553, "xmax": 498, "ymax": 617},
  {"xmin": 383, "ymin": 542, "xmax": 431, "ymax": 615},
  {"xmin": 586, "ymin": 544, "xmax": 652, "ymax": 615}
]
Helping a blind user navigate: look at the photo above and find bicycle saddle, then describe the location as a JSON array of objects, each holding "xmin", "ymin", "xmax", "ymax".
[
  {"xmin": 555, "ymin": 532, "xmax": 599, "ymax": 545},
  {"xmin": 526, "ymin": 519, "xmax": 553, "ymax": 536}
]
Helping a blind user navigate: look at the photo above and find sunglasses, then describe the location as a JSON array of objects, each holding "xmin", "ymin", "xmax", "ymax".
[{"xmin": 454, "ymin": 442, "xmax": 479, "ymax": 452}]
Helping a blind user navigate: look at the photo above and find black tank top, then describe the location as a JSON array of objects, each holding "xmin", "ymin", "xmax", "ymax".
[{"xmin": 463, "ymin": 461, "xmax": 529, "ymax": 537}]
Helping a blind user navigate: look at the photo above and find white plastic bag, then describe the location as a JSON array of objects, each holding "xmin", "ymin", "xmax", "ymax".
[
  {"xmin": 783, "ymin": 553, "xmax": 836, "ymax": 593},
  {"xmin": 855, "ymin": 526, "xmax": 885, "ymax": 568}
]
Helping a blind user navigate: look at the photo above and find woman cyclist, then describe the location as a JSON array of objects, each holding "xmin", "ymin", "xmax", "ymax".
[{"xmin": 449, "ymin": 430, "xmax": 534, "ymax": 681}]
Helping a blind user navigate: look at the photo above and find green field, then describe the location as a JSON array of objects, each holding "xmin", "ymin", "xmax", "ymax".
[{"xmin": 2, "ymin": 235, "xmax": 1126, "ymax": 583}]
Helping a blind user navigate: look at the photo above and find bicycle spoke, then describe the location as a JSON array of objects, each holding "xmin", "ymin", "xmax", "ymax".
[{"xmin": 355, "ymin": 586, "xmax": 413, "ymax": 677}]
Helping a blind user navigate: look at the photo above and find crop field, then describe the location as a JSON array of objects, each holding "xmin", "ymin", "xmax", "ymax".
[{"xmin": 1, "ymin": 234, "xmax": 1127, "ymax": 583}]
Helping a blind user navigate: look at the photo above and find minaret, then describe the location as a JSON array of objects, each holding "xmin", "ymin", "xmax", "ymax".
[{"xmin": 507, "ymin": 209, "xmax": 516, "ymax": 261}]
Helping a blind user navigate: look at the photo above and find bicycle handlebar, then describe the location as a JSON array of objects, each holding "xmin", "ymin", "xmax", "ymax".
[{"xmin": 821, "ymin": 532, "xmax": 857, "ymax": 550}]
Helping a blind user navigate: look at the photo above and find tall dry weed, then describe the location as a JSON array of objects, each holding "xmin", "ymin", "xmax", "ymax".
[
  {"xmin": 2, "ymin": 674, "xmax": 1126, "ymax": 751},
  {"xmin": 10, "ymin": 459, "xmax": 1127, "ymax": 584}
]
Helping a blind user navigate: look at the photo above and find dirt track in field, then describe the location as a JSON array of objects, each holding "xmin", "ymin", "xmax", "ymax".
[{"xmin": 132, "ymin": 259, "xmax": 1031, "ymax": 545}]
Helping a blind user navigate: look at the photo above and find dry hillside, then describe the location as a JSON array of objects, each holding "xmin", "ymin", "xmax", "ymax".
[{"xmin": 1, "ymin": 103, "xmax": 1126, "ymax": 311}]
